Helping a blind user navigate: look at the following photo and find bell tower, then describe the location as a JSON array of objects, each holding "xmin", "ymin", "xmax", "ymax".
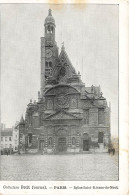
[
  {"xmin": 40, "ymin": 9, "xmax": 58, "ymax": 98},
  {"xmin": 44, "ymin": 9, "xmax": 56, "ymax": 45}
]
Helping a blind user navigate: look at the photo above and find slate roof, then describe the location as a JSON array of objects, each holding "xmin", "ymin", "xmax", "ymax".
[{"xmin": 1, "ymin": 129, "xmax": 13, "ymax": 136}]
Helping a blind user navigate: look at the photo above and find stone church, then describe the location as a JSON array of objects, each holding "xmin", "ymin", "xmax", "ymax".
[{"xmin": 19, "ymin": 9, "xmax": 111, "ymax": 153}]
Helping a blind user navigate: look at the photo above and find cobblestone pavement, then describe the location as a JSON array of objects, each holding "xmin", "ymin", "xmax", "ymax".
[{"xmin": 1, "ymin": 153, "xmax": 118, "ymax": 181}]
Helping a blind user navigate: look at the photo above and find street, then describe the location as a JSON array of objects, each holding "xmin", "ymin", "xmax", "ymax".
[{"xmin": 1, "ymin": 153, "xmax": 118, "ymax": 181}]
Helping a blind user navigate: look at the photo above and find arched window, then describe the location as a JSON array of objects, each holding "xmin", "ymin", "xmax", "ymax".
[
  {"xmin": 98, "ymin": 132, "xmax": 104, "ymax": 143},
  {"xmin": 28, "ymin": 133, "xmax": 32, "ymax": 144},
  {"xmin": 47, "ymin": 25, "xmax": 51, "ymax": 33},
  {"xmin": 47, "ymin": 25, "xmax": 53, "ymax": 34},
  {"xmin": 72, "ymin": 137, "xmax": 76, "ymax": 145},
  {"xmin": 48, "ymin": 137, "xmax": 52, "ymax": 146},
  {"xmin": 45, "ymin": 61, "xmax": 48, "ymax": 68},
  {"xmin": 51, "ymin": 26, "xmax": 53, "ymax": 33},
  {"xmin": 45, "ymin": 61, "xmax": 53, "ymax": 78},
  {"xmin": 49, "ymin": 61, "xmax": 52, "ymax": 67},
  {"xmin": 83, "ymin": 133, "xmax": 89, "ymax": 140}
]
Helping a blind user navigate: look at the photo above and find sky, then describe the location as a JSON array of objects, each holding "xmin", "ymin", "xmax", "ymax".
[{"xmin": 0, "ymin": 4, "xmax": 118, "ymax": 136}]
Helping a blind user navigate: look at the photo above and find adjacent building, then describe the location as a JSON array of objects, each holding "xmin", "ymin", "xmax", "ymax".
[
  {"xmin": 19, "ymin": 9, "xmax": 111, "ymax": 154},
  {"xmin": 1, "ymin": 129, "xmax": 13, "ymax": 154},
  {"xmin": 1, "ymin": 127, "xmax": 19, "ymax": 154}
]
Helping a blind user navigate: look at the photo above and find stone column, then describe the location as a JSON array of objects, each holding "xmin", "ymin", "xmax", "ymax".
[
  {"xmin": 75, "ymin": 132, "xmax": 80, "ymax": 152},
  {"xmin": 67, "ymin": 135, "xmax": 71, "ymax": 152},
  {"xmin": 53, "ymin": 136, "xmax": 56, "ymax": 153},
  {"xmin": 45, "ymin": 136, "xmax": 48, "ymax": 153},
  {"xmin": 40, "ymin": 37, "xmax": 45, "ymax": 98}
]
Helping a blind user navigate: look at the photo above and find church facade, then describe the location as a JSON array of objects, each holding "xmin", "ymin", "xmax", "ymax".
[{"xmin": 19, "ymin": 10, "xmax": 111, "ymax": 153}]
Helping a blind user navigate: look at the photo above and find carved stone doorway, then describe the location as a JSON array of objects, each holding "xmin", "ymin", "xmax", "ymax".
[
  {"xmin": 83, "ymin": 140, "xmax": 89, "ymax": 151},
  {"xmin": 83, "ymin": 133, "xmax": 89, "ymax": 151},
  {"xmin": 39, "ymin": 140, "xmax": 45, "ymax": 150},
  {"xmin": 98, "ymin": 132, "xmax": 104, "ymax": 143},
  {"xmin": 58, "ymin": 137, "xmax": 67, "ymax": 152}
]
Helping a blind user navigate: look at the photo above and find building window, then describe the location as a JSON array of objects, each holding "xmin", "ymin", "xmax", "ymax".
[
  {"xmin": 48, "ymin": 137, "xmax": 52, "ymax": 146},
  {"xmin": 5, "ymin": 144, "xmax": 8, "ymax": 148},
  {"xmin": 15, "ymin": 140, "xmax": 17, "ymax": 144},
  {"xmin": 1, "ymin": 137, "xmax": 3, "ymax": 141},
  {"xmin": 15, "ymin": 135, "xmax": 17, "ymax": 138},
  {"xmin": 84, "ymin": 110, "xmax": 89, "ymax": 124},
  {"xmin": 49, "ymin": 61, "xmax": 52, "ymax": 67},
  {"xmin": 71, "ymin": 98, "xmax": 77, "ymax": 109},
  {"xmin": 9, "ymin": 144, "xmax": 12, "ymax": 148},
  {"xmin": 15, "ymin": 146, "xmax": 17, "ymax": 150},
  {"xmin": 45, "ymin": 61, "xmax": 53, "ymax": 78},
  {"xmin": 83, "ymin": 133, "xmax": 89, "ymax": 140},
  {"xmin": 46, "ymin": 61, "xmax": 48, "ymax": 68},
  {"xmin": 72, "ymin": 137, "xmax": 76, "ymax": 145},
  {"xmin": 47, "ymin": 25, "xmax": 53, "ymax": 34},
  {"xmin": 28, "ymin": 133, "xmax": 32, "ymax": 144},
  {"xmin": 1, "ymin": 144, "xmax": 3, "ymax": 149},
  {"xmin": 98, "ymin": 108, "xmax": 104, "ymax": 124},
  {"xmin": 47, "ymin": 99, "xmax": 53, "ymax": 110},
  {"xmin": 5, "ymin": 137, "xmax": 7, "ymax": 141},
  {"xmin": 98, "ymin": 132, "xmax": 104, "ymax": 143},
  {"xmin": 9, "ymin": 137, "xmax": 12, "ymax": 141}
]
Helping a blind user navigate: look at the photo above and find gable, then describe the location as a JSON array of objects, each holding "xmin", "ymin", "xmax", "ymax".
[
  {"xmin": 59, "ymin": 49, "xmax": 76, "ymax": 75},
  {"xmin": 50, "ymin": 48, "xmax": 79, "ymax": 83}
]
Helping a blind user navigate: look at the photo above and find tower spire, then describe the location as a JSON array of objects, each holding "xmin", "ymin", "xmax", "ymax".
[{"xmin": 61, "ymin": 42, "xmax": 65, "ymax": 51}]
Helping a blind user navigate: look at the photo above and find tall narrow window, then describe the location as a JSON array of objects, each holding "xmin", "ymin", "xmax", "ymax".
[
  {"xmin": 45, "ymin": 61, "xmax": 53, "ymax": 78},
  {"xmin": 98, "ymin": 108, "xmax": 104, "ymax": 124},
  {"xmin": 47, "ymin": 25, "xmax": 51, "ymax": 33},
  {"xmin": 84, "ymin": 110, "xmax": 89, "ymax": 124},
  {"xmin": 48, "ymin": 137, "xmax": 52, "ymax": 146},
  {"xmin": 72, "ymin": 137, "xmax": 76, "ymax": 145},
  {"xmin": 98, "ymin": 132, "xmax": 104, "ymax": 143},
  {"xmin": 45, "ymin": 61, "xmax": 48, "ymax": 68},
  {"xmin": 49, "ymin": 61, "xmax": 52, "ymax": 67}
]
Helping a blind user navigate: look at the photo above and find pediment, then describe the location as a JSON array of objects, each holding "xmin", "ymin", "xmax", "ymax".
[{"xmin": 44, "ymin": 110, "xmax": 80, "ymax": 120}]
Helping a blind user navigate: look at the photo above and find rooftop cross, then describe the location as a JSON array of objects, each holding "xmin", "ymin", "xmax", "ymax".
[{"xmin": 48, "ymin": 9, "xmax": 52, "ymax": 16}]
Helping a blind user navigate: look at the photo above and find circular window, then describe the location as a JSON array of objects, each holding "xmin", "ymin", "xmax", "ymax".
[{"xmin": 57, "ymin": 93, "xmax": 68, "ymax": 106}]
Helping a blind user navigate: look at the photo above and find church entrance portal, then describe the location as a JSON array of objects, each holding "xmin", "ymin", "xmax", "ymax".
[
  {"xmin": 98, "ymin": 132, "xmax": 104, "ymax": 143},
  {"xmin": 83, "ymin": 140, "xmax": 89, "ymax": 151},
  {"xmin": 83, "ymin": 133, "xmax": 89, "ymax": 151},
  {"xmin": 58, "ymin": 137, "xmax": 67, "ymax": 152},
  {"xmin": 39, "ymin": 140, "xmax": 45, "ymax": 150}
]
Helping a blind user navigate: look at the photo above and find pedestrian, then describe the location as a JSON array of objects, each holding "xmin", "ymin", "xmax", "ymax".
[
  {"xmin": 7, "ymin": 150, "xmax": 8, "ymax": 156},
  {"xmin": 108, "ymin": 148, "xmax": 110, "ymax": 154}
]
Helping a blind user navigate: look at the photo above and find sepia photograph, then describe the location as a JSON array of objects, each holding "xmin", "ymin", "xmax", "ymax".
[{"xmin": 0, "ymin": 3, "xmax": 119, "ymax": 182}]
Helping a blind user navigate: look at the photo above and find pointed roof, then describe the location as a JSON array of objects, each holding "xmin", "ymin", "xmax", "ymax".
[
  {"xmin": 59, "ymin": 46, "xmax": 76, "ymax": 74},
  {"xmin": 19, "ymin": 115, "xmax": 25, "ymax": 125},
  {"xmin": 1, "ymin": 130, "xmax": 13, "ymax": 136},
  {"xmin": 44, "ymin": 9, "xmax": 55, "ymax": 26}
]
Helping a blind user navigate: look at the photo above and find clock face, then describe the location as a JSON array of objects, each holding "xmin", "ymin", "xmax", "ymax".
[{"xmin": 46, "ymin": 49, "xmax": 52, "ymax": 58}]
